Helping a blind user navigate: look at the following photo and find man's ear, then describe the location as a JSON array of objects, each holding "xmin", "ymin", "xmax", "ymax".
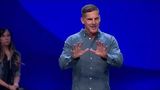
[{"xmin": 81, "ymin": 17, "xmax": 84, "ymax": 24}]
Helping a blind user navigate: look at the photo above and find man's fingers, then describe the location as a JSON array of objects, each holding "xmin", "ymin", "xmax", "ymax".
[
  {"xmin": 77, "ymin": 43, "xmax": 82, "ymax": 50},
  {"xmin": 81, "ymin": 48, "xmax": 89, "ymax": 55},
  {"xmin": 78, "ymin": 42, "xmax": 82, "ymax": 46},
  {"xmin": 96, "ymin": 40, "xmax": 100, "ymax": 46},
  {"xmin": 73, "ymin": 42, "xmax": 83, "ymax": 50},
  {"xmin": 89, "ymin": 48, "xmax": 96, "ymax": 54},
  {"xmin": 96, "ymin": 40, "xmax": 107, "ymax": 51},
  {"xmin": 84, "ymin": 48, "xmax": 89, "ymax": 52},
  {"xmin": 101, "ymin": 43, "xmax": 106, "ymax": 51},
  {"xmin": 96, "ymin": 40, "xmax": 104, "ymax": 50},
  {"xmin": 72, "ymin": 43, "xmax": 79, "ymax": 52},
  {"xmin": 96, "ymin": 41, "xmax": 100, "ymax": 50},
  {"xmin": 99, "ymin": 41, "xmax": 105, "ymax": 48},
  {"xmin": 73, "ymin": 43, "xmax": 78, "ymax": 50}
]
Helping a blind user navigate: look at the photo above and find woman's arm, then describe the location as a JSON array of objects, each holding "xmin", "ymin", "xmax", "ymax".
[
  {"xmin": 0, "ymin": 79, "xmax": 10, "ymax": 89},
  {"xmin": 13, "ymin": 75, "xmax": 20, "ymax": 88}
]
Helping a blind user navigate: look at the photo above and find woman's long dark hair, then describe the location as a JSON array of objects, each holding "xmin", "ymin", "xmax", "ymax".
[{"xmin": 0, "ymin": 28, "xmax": 20, "ymax": 67}]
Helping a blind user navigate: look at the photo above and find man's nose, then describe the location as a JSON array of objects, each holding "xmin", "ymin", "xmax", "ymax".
[{"xmin": 92, "ymin": 19, "xmax": 96, "ymax": 24}]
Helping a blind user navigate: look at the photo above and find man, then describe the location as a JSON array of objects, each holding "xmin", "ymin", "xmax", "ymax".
[{"xmin": 59, "ymin": 4, "xmax": 123, "ymax": 90}]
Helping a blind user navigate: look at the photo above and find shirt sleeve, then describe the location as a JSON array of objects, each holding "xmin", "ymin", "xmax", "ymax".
[
  {"xmin": 59, "ymin": 37, "xmax": 78, "ymax": 70},
  {"xmin": 106, "ymin": 36, "xmax": 123, "ymax": 67}
]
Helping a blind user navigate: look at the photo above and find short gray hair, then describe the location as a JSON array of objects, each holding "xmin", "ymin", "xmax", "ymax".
[{"xmin": 81, "ymin": 4, "xmax": 99, "ymax": 17}]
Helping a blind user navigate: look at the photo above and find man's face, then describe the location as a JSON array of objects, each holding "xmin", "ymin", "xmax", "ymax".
[{"xmin": 81, "ymin": 10, "xmax": 100, "ymax": 35}]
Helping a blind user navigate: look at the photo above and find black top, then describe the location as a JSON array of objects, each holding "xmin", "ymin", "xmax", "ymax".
[{"xmin": 0, "ymin": 52, "xmax": 20, "ymax": 90}]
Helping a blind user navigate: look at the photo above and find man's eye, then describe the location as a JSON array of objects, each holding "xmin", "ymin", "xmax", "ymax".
[
  {"xmin": 95, "ymin": 18, "xmax": 99, "ymax": 20},
  {"xmin": 87, "ymin": 19, "xmax": 92, "ymax": 20}
]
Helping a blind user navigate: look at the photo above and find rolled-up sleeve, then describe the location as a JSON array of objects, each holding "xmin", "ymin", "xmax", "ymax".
[
  {"xmin": 59, "ymin": 37, "xmax": 78, "ymax": 70},
  {"xmin": 107, "ymin": 36, "xmax": 123, "ymax": 67}
]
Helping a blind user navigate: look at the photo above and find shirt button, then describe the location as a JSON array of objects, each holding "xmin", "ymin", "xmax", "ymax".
[
  {"xmin": 89, "ymin": 38, "xmax": 91, "ymax": 40},
  {"xmin": 89, "ymin": 67, "xmax": 93, "ymax": 70},
  {"xmin": 90, "ymin": 57, "xmax": 92, "ymax": 60},
  {"xmin": 89, "ymin": 77, "xmax": 92, "ymax": 80},
  {"xmin": 89, "ymin": 87, "xmax": 92, "ymax": 90}
]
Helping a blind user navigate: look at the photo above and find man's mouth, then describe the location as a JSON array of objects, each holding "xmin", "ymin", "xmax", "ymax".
[{"xmin": 90, "ymin": 25, "xmax": 97, "ymax": 30}]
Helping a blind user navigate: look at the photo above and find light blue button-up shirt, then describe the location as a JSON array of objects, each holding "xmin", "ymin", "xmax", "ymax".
[{"xmin": 59, "ymin": 29, "xmax": 123, "ymax": 90}]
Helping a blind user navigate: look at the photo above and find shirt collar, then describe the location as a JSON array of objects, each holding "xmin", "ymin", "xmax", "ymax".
[{"xmin": 80, "ymin": 28, "xmax": 101, "ymax": 38}]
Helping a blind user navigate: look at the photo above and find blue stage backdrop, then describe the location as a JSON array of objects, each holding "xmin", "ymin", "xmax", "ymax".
[{"xmin": 0, "ymin": 0, "xmax": 160, "ymax": 90}]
